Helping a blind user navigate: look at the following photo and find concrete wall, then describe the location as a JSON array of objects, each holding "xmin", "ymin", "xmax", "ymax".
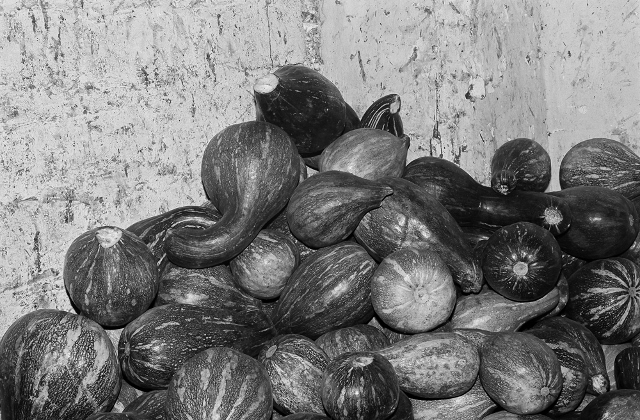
[{"xmin": 0, "ymin": 0, "xmax": 639, "ymax": 350}]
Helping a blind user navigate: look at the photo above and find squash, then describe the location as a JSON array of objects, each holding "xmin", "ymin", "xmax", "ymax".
[
  {"xmin": 229, "ymin": 229, "xmax": 299, "ymax": 300},
  {"xmin": 367, "ymin": 314, "xmax": 413, "ymax": 344},
  {"xmin": 614, "ymin": 347, "xmax": 640, "ymax": 390},
  {"xmin": 565, "ymin": 257, "xmax": 640, "ymax": 344},
  {"xmin": 602, "ymin": 343, "xmax": 632, "ymax": 391},
  {"xmin": 315, "ymin": 324, "xmax": 390, "ymax": 359},
  {"xmin": 154, "ymin": 262, "xmax": 261, "ymax": 310},
  {"xmin": 353, "ymin": 176, "xmax": 483, "ymax": 294},
  {"xmin": 164, "ymin": 121, "xmax": 301, "ymax": 268},
  {"xmin": 64, "ymin": 226, "xmax": 159, "ymax": 327},
  {"xmin": 484, "ymin": 412, "xmax": 553, "ymax": 419},
  {"xmin": 375, "ymin": 332, "xmax": 479, "ymax": 398},
  {"xmin": 409, "ymin": 376, "xmax": 496, "ymax": 420},
  {"xmin": 482, "ymin": 222, "xmax": 563, "ymax": 301},
  {"xmin": 525, "ymin": 328, "xmax": 588, "ymax": 415},
  {"xmin": 271, "ymin": 242, "xmax": 377, "ymax": 339},
  {"xmin": 540, "ymin": 273, "xmax": 569, "ymax": 320},
  {"xmin": 370, "ymin": 245, "xmax": 456, "ymax": 333},
  {"xmin": 403, "ymin": 156, "xmax": 572, "ymax": 235},
  {"xmin": 281, "ymin": 414, "xmax": 332, "ymax": 420},
  {"xmin": 111, "ymin": 380, "xmax": 143, "ymax": 413},
  {"xmin": 118, "ymin": 303, "xmax": 277, "ymax": 389},
  {"xmin": 479, "ymin": 332, "xmax": 563, "ymax": 415},
  {"xmin": 253, "ymin": 64, "xmax": 346, "ymax": 155},
  {"xmin": 548, "ymin": 186, "xmax": 639, "ymax": 260},
  {"xmin": 0, "ymin": 309, "xmax": 121, "ymax": 420},
  {"xmin": 126, "ymin": 205, "xmax": 222, "ymax": 273},
  {"xmin": 257, "ymin": 334, "xmax": 329, "ymax": 415},
  {"xmin": 441, "ymin": 285, "xmax": 560, "ymax": 332},
  {"xmin": 123, "ymin": 390, "xmax": 166, "ymax": 420},
  {"xmin": 359, "ymin": 93, "xmax": 405, "ymax": 137},
  {"xmin": 577, "ymin": 389, "xmax": 640, "ymax": 419},
  {"xmin": 532, "ymin": 316, "xmax": 609, "ymax": 396},
  {"xmin": 559, "ymin": 137, "xmax": 640, "ymax": 200},
  {"xmin": 318, "ymin": 128, "xmax": 410, "ymax": 180},
  {"xmin": 165, "ymin": 346, "xmax": 273, "ymax": 419},
  {"xmin": 388, "ymin": 390, "xmax": 414, "ymax": 420},
  {"xmin": 85, "ymin": 413, "xmax": 149, "ymax": 420},
  {"xmin": 286, "ymin": 170, "xmax": 393, "ymax": 248},
  {"xmin": 490, "ymin": 138, "xmax": 552, "ymax": 195},
  {"xmin": 265, "ymin": 208, "xmax": 317, "ymax": 262},
  {"xmin": 321, "ymin": 351, "xmax": 400, "ymax": 420}
]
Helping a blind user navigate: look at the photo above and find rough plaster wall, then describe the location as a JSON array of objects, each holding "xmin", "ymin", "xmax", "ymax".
[
  {"xmin": 319, "ymin": 0, "xmax": 548, "ymax": 183},
  {"xmin": 541, "ymin": 0, "xmax": 640, "ymax": 191},
  {"xmin": 0, "ymin": 0, "xmax": 309, "ymax": 341}
]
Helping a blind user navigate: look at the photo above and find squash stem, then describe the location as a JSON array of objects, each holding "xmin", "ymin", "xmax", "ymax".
[{"xmin": 95, "ymin": 227, "xmax": 123, "ymax": 248}]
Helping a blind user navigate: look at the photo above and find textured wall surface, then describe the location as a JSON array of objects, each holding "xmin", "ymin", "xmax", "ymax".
[{"xmin": 0, "ymin": 0, "xmax": 639, "ymax": 388}]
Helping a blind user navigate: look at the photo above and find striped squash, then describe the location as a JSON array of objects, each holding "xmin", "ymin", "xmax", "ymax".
[
  {"xmin": 123, "ymin": 390, "xmax": 166, "ymax": 420},
  {"xmin": 409, "ymin": 377, "xmax": 496, "ymax": 420},
  {"xmin": 490, "ymin": 138, "xmax": 551, "ymax": 195},
  {"xmin": 0, "ymin": 309, "xmax": 121, "ymax": 420},
  {"xmin": 565, "ymin": 257, "xmax": 640, "ymax": 344},
  {"xmin": 165, "ymin": 346, "xmax": 273, "ymax": 419},
  {"xmin": 315, "ymin": 324, "xmax": 390, "ymax": 359}
]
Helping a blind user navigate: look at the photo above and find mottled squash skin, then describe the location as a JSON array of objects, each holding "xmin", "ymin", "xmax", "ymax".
[
  {"xmin": 0, "ymin": 309, "xmax": 121, "ymax": 420},
  {"xmin": 409, "ymin": 377, "xmax": 496, "ymax": 420},
  {"xmin": 315, "ymin": 324, "xmax": 390, "ymax": 359}
]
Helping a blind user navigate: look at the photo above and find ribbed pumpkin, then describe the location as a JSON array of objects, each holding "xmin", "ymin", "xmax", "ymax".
[
  {"xmin": 165, "ymin": 346, "xmax": 273, "ymax": 419},
  {"xmin": 64, "ymin": 226, "xmax": 159, "ymax": 327},
  {"xmin": 565, "ymin": 257, "xmax": 640, "ymax": 344},
  {"xmin": 0, "ymin": 309, "xmax": 121, "ymax": 420}
]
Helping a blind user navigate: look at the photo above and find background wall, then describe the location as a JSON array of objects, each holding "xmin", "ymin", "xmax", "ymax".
[{"xmin": 0, "ymin": 0, "xmax": 639, "ymax": 344}]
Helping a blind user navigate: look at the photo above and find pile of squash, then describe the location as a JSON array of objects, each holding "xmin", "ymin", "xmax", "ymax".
[{"xmin": 2, "ymin": 64, "xmax": 640, "ymax": 420}]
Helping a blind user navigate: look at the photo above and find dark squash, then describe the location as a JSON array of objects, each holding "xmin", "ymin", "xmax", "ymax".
[
  {"xmin": 388, "ymin": 390, "xmax": 414, "ymax": 420},
  {"xmin": 165, "ymin": 346, "xmax": 273, "ymax": 419},
  {"xmin": 321, "ymin": 351, "xmax": 400, "ymax": 420},
  {"xmin": 484, "ymin": 412, "xmax": 553, "ymax": 419},
  {"xmin": 614, "ymin": 347, "xmax": 640, "ymax": 390},
  {"xmin": 271, "ymin": 242, "xmax": 376, "ymax": 339},
  {"xmin": 548, "ymin": 186, "xmax": 639, "ymax": 260},
  {"xmin": 403, "ymin": 156, "xmax": 572, "ymax": 235},
  {"xmin": 359, "ymin": 93, "xmax": 404, "ymax": 137},
  {"xmin": 286, "ymin": 170, "xmax": 393, "ymax": 248},
  {"xmin": 577, "ymin": 389, "xmax": 640, "ymax": 419},
  {"xmin": 353, "ymin": 176, "xmax": 483, "ymax": 294},
  {"xmin": 565, "ymin": 257, "xmax": 640, "ymax": 344},
  {"xmin": 482, "ymin": 222, "xmax": 563, "ymax": 302},
  {"xmin": 281, "ymin": 413, "xmax": 332, "ymax": 420},
  {"xmin": 253, "ymin": 64, "xmax": 346, "ymax": 155},
  {"xmin": 559, "ymin": 137, "xmax": 640, "ymax": 200},
  {"xmin": 64, "ymin": 226, "xmax": 159, "ymax": 327},
  {"xmin": 85, "ymin": 413, "xmax": 149, "ymax": 420},
  {"xmin": 602, "ymin": 343, "xmax": 632, "ymax": 391},
  {"xmin": 164, "ymin": 121, "xmax": 300, "ymax": 268},
  {"xmin": 479, "ymin": 332, "xmax": 563, "ymax": 415},
  {"xmin": 0, "ymin": 309, "xmax": 121, "ymax": 420},
  {"xmin": 315, "ymin": 324, "xmax": 391, "ymax": 360},
  {"xmin": 490, "ymin": 138, "xmax": 551, "ymax": 195},
  {"xmin": 118, "ymin": 303, "xmax": 277, "ymax": 389},
  {"xmin": 257, "ymin": 334, "xmax": 329, "ymax": 415},
  {"xmin": 123, "ymin": 390, "xmax": 166, "ymax": 420}
]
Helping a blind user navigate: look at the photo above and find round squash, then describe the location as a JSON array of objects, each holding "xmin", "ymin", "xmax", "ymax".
[
  {"xmin": 479, "ymin": 332, "xmax": 563, "ymax": 415},
  {"xmin": 370, "ymin": 246, "xmax": 456, "ymax": 333},
  {"xmin": 64, "ymin": 226, "xmax": 159, "ymax": 327},
  {"xmin": 321, "ymin": 351, "xmax": 399, "ymax": 420},
  {"xmin": 565, "ymin": 257, "xmax": 640, "ymax": 344},
  {"xmin": 490, "ymin": 138, "xmax": 552, "ymax": 195},
  {"xmin": 0, "ymin": 309, "xmax": 121, "ymax": 420},
  {"xmin": 165, "ymin": 346, "xmax": 273, "ymax": 419},
  {"xmin": 315, "ymin": 324, "xmax": 390, "ymax": 359}
]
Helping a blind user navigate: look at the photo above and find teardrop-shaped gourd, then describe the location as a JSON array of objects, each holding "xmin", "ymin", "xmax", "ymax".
[
  {"xmin": 64, "ymin": 226, "xmax": 159, "ymax": 327},
  {"xmin": 164, "ymin": 121, "xmax": 301, "ymax": 268},
  {"xmin": 371, "ymin": 246, "xmax": 456, "ymax": 333},
  {"xmin": 560, "ymin": 137, "xmax": 640, "ymax": 200},
  {"xmin": 254, "ymin": 64, "xmax": 346, "ymax": 155},
  {"xmin": 286, "ymin": 171, "xmax": 393, "ymax": 249},
  {"xmin": 319, "ymin": 128, "xmax": 410, "ymax": 180},
  {"xmin": 354, "ymin": 176, "xmax": 483, "ymax": 294},
  {"xmin": 359, "ymin": 94, "xmax": 404, "ymax": 137},
  {"xmin": 490, "ymin": 138, "xmax": 551, "ymax": 195}
]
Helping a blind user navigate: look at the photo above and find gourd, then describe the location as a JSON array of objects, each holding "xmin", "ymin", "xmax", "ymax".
[
  {"xmin": 403, "ymin": 156, "xmax": 572, "ymax": 235},
  {"xmin": 315, "ymin": 324, "xmax": 391, "ymax": 359},
  {"xmin": 257, "ymin": 334, "xmax": 329, "ymax": 415},
  {"xmin": 481, "ymin": 222, "xmax": 563, "ymax": 301},
  {"xmin": 359, "ymin": 93, "xmax": 405, "ymax": 137},
  {"xmin": 565, "ymin": 257, "xmax": 640, "ymax": 344},
  {"xmin": 613, "ymin": 347, "xmax": 640, "ymax": 390},
  {"xmin": 164, "ymin": 121, "xmax": 301, "ymax": 268},
  {"xmin": 64, "ymin": 226, "xmax": 159, "ymax": 327},
  {"xmin": 353, "ymin": 176, "xmax": 483, "ymax": 294},
  {"xmin": 321, "ymin": 351, "xmax": 400, "ymax": 420},
  {"xmin": 577, "ymin": 389, "xmax": 640, "ymax": 419},
  {"xmin": 559, "ymin": 137, "xmax": 640, "ymax": 200},
  {"xmin": 0, "ymin": 309, "xmax": 121, "ymax": 420},
  {"xmin": 370, "ymin": 245, "xmax": 456, "ymax": 333},
  {"xmin": 490, "ymin": 138, "xmax": 551, "ymax": 195},
  {"xmin": 123, "ymin": 390, "xmax": 166, "ymax": 420},
  {"xmin": 164, "ymin": 346, "xmax": 273, "ymax": 420}
]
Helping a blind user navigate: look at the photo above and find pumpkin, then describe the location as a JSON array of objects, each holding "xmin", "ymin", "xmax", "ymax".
[
  {"xmin": 490, "ymin": 138, "xmax": 551, "ymax": 195},
  {"xmin": 321, "ymin": 351, "xmax": 400, "ymax": 420},
  {"xmin": 315, "ymin": 324, "xmax": 391, "ymax": 359},
  {"xmin": 370, "ymin": 245, "xmax": 456, "ymax": 333},
  {"xmin": 63, "ymin": 225, "xmax": 159, "ymax": 327},
  {"xmin": 359, "ymin": 93, "xmax": 405, "ymax": 137},
  {"xmin": 0, "ymin": 309, "xmax": 121, "ymax": 420},
  {"xmin": 165, "ymin": 346, "xmax": 273, "ymax": 419}
]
